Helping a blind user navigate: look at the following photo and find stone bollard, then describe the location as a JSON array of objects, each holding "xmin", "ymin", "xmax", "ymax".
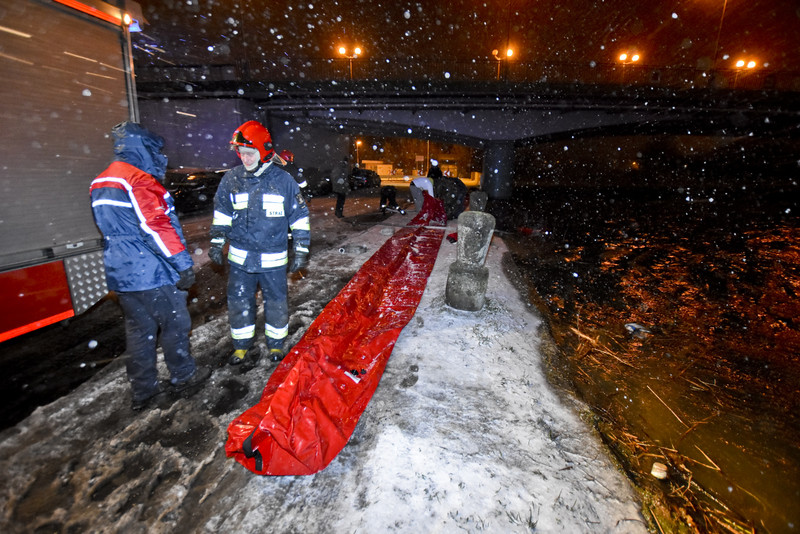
[{"xmin": 445, "ymin": 211, "xmax": 496, "ymax": 311}]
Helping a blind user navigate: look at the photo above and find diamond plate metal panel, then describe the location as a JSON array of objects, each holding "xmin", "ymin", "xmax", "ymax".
[{"xmin": 64, "ymin": 252, "xmax": 109, "ymax": 315}]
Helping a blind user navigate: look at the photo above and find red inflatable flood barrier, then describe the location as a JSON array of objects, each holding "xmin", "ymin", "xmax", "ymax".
[{"xmin": 225, "ymin": 196, "xmax": 447, "ymax": 475}]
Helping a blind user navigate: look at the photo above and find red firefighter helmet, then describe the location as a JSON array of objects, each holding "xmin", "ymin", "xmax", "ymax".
[
  {"xmin": 279, "ymin": 149, "xmax": 294, "ymax": 163},
  {"xmin": 230, "ymin": 120, "xmax": 274, "ymax": 162}
]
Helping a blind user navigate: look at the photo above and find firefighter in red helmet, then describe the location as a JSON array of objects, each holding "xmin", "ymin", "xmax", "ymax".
[
  {"xmin": 229, "ymin": 120, "xmax": 275, "ymax": 162},
  {"xmin": 210, "ymin": 121, "xmax": 311, "ymax": 366},
  {"xmin": 275, "ymin": 148, "xmax": 307, "ymax": 195},
  {"xmin": 279, "ymin": 149, "xmax": 294, "ymax": 163}
]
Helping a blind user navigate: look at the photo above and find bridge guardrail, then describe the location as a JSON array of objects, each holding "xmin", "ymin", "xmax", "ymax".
[{"xmin": 135, "ymin": 59, "xmax": 800, "ymax": 92}]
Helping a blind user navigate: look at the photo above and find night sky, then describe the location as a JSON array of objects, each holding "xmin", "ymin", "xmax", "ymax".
[{"xmin": 133, "ymin": 0, "xmax": 800, "ymax": 73}]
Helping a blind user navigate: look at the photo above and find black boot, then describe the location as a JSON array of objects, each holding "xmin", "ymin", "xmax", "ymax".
[
  {"xmin": 131, "ymin": 384, "xmax": 172, "ymax": 411},
  {"xmin": 228, "ymin": 347, "xmax": 260, "ymax": 367},
  {"xmin": 172, "ymin": 365, "xmax": 212, "ymax": 397}
]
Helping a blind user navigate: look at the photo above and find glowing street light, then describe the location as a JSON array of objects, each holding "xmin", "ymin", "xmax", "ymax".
[
  {"xmin": 338, "ymin": 46, "xmax": 362, "ymax": 79},
  {"xmin": 617, "ymin": 51, "xmax": 640, "ymax": 83},
  {"xmin": 733, "ymin": 58, "xmax": 757, "ymax": 88},
  {"xmin": 355, "ymin": 139, "xmax": 362, "ymax": 165},
  {"xmin": 492, "ymin": 48, "xmax": 514, "ymax": 80}
]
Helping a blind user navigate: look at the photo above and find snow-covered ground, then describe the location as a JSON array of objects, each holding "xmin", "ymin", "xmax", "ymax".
[{"xmin": 0, "ymin": 195, "xmax": 646, "ymax": 533}]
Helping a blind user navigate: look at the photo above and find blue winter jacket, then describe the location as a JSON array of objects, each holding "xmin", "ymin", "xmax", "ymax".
[
  {"xmin": 90, "ymin": 122, "xmax": 193, "ymax": 292},
  {"xmin": 211, "ymin": 162, "xmax": 310, "ymax": 272}
]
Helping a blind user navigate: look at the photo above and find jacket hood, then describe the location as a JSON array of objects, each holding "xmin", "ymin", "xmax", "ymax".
[{"xmin": 112, "ymin": 121, "xmax": 168, "ymax": 179}]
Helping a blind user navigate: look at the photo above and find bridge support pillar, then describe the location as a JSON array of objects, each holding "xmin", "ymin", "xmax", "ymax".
[{"xmin": 481, "ymin": 142, "xmax": 515, "ymax": 199}]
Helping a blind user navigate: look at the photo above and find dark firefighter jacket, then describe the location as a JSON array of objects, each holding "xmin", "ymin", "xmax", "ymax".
[{"xmin": 211, "ymin": 162, "xmax": 310, "ymax": 272}]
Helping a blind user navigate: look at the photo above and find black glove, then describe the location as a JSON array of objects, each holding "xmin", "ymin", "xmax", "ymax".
[
  {"xmin": 288, "ymin": 251, "xmax": 309, "ymax": 273},
  {"xmin": 176, "ymin": 268, "xmax": 195, "ymax": 290},
  {"xmin": 209, "ymin": 243, "xmax": 225, "ymax": 265}
]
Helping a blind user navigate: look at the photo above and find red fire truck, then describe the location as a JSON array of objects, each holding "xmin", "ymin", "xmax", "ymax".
[{"xmin": 0, "ymin": 0, "xmax": 139, "ymax": 342}]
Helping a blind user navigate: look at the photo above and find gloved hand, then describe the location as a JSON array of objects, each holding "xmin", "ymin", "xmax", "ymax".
[
  {"xmin": 288, "ymin": 251, "xmax": 309, "ymax": 273},
  {"xmin": 209, "ymin": 243, "xmax": 225, "ymax": 265},
  {"xmin": 176, "ymin": 268, "xmax": 195, "ymax": 290}
]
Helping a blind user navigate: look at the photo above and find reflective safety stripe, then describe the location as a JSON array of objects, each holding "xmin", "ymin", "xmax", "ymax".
[
  {"xmin": 92, "ymin": 175, "xmax": 178, "ymax": 259},
  {"xmin": 295, "ymin": 244, "xmax": 309, "ymax": 254},
  {"xmin": 162, "ymin": 192, "xmax": 176, "ymax": 215},
  {"xmin": 228, "ymin": 245, "xmax": 248, "ymax": 265},
  {"xmin": 290, "ymin": 215, "xmax": 310, "ymax": 231},
  {"xmin": 212, "ymin": 210, "xmax": 233, "ymax": 227},
  {"xmin": 261, "ymin": 251, "xmax": 288, "ymax": 268},
  {"xmin": 211, "ymin": 236, "xmax": 226, "ymax": 246},
  {"xmin": 227, "ymin": 247, "xmax": 288, "ymax": 268},
  {"xmin": 231, "ymin": 192, "xmax": 248, "ymax": 210},
  {"xmin": 92, "ymin": 199, "xmax": 133, "ymax": 208},
  {"xmin": 266, "ymin": 323, "xmax": 288, "ymax": 340},
  {"xmin": 263, "ymin": 193, "xmax": 285, "ymax": 217},
  {"xmin": 232, "ymin": 324, "xmax": 255, "ymax": 340}
]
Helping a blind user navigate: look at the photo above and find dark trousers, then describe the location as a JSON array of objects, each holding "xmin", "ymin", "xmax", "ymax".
[
  {"xmin": 335, "ymin": 192, "xmax": 346, "ymax": 216},
  {"xmin": 227, "ymin": 266, "xmax": 288, "ymax": 351},
  {"xmin": 380, "ymin": 186, "xmax": 398, "ymax": 208},
  {"xmin": 118, "ymin": 285, "xmax": 196, "ymax": 402}
]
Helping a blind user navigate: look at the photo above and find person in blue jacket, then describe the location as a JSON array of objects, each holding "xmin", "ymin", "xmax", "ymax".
[
  {"xmin": 90, "ymin": 122, "xmax": 210, "ymax": 411},
  {"xmin": 209, "ymin": 121, "xmax": 311, "ymax": 365}
]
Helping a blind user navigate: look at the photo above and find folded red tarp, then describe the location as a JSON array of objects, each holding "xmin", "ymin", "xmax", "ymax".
[{"xmin": 225, "ymin": 195, "xmax": 447, "ymax": 475}]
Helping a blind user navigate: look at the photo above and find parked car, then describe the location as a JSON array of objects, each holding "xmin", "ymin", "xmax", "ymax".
[
  {"xmin": 350, "ymin": 167, "xmax": 381, "ymax": 189},
  {"xmin": 302, "ymin": 167, "xmax": 332, "ymax": 197},
  {"xmin": 164, "ymin": 167, "xmax": 226, "ymax": 214}
]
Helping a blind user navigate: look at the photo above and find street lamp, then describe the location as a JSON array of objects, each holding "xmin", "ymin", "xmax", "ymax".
[
  {"xmin": 733, "ymin": 58, "xmax": 757, "ymax": 88},
  {"xmin": 617, "ymin": 52, "xmax": 640, "ymax": 83},
  {"xmin": 492, "ymin": 48, "xmax": 513, "ymax": 80},
  {"xmin": 338, "ymin": 46, "xmax": 362, "ymax": 79},
  {"xmin": 355, "ymin": 139, "xmax": 362, "ymax": 166}
]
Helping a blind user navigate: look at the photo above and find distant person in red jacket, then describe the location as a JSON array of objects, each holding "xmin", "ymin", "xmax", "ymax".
[
  {"xmin": 90, "ymin": 122, "xmax": 210, "ymax": 411},
  {"xmin": 275, "ymin": 149, "xmax": 308, "ymax": 197}
]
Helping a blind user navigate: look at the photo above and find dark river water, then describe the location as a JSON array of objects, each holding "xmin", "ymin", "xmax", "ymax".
[{"xmin": 498, "ymin": 182, "xmax": 799, "ymax": 533}]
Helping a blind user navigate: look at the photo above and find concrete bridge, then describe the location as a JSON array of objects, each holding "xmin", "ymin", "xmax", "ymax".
[{"xmin": 136, "ymin": 76, "xmax": 800, "ymax": 198}]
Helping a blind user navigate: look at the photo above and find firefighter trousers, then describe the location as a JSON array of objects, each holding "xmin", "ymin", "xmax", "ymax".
[{"xmin": 227, "ymin": 265, "xmax": 289, "ymax": 351}]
